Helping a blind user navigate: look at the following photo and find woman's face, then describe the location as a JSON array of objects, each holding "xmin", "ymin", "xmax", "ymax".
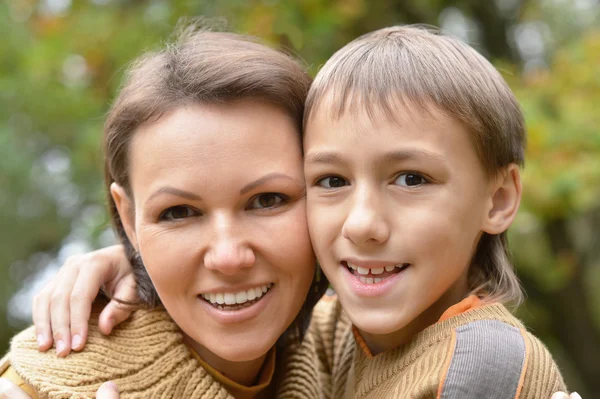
[{"xmin": 112, "ymin": 100, "xmax": 315, "ymax": 362}]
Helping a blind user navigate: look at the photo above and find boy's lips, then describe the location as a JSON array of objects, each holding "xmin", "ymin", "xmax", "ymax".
[{"xmin": 340, "ymin": 260, "xmax": 411, "ymax": 296}]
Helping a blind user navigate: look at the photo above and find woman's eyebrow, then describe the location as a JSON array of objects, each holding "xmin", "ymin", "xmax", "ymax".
[
  {"xmin": 146, "ymin": 187, "xmax": 202, "ymax": 204},
  {"xmin": 240, "ymin": 172, "xmax": 300, "ymax": 195}
]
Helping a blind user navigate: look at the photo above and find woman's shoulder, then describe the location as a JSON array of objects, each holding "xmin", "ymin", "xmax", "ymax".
[
  {"xmin": 9, "ymin": 304, "xmax": 184, "ymax": 371},
  {"xmin": 7, "ymin": 304, "xmax": 232, "ymax": 398}
]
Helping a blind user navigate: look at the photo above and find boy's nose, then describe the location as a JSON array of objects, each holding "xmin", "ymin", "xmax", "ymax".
[
  {"xmin": 203, "ymin": 216, "xmax": 255, "ymax": 275},
  {"xmin": 342, "ymin": 191, "xmax": 390, "ymax": 246}
]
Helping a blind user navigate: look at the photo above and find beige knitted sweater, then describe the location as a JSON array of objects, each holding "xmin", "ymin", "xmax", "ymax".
[
  {"xmin": 1, "ymin": 306, "xmax": 327, "ymax": 399},
  {"xmin": 309, "ymin": 296, "xmax": 566, "ymax": 399}
]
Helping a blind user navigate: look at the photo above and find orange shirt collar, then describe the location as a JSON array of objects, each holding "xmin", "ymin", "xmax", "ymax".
[{"xmin": 188, "ymin": 345, "xmax": 275, "ymax": 399}]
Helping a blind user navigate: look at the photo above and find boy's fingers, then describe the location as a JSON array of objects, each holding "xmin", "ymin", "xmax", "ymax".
[
  {"xmin": 0, "ymin": 378, "xmax": 33, "ymax": 399},
  {"xmin": 69, "ymin": 263, "xmax": 111, "ymax": 351},
  {"xmin": 98, "ymin": 274, "xmax": 138, "ymax": 335},
  {"xmin": 570, "ymin": 393, "xmax": 582, "ymax": 399},
  {"xmin": 98, "ymin": 299, "xmax": 134, "ymax": 335},
  {"xmin": 96, "ymin": 382, "xmax": 119, "ymax": 399},
  {"xmin": 49, "ymin": 262, "xmax": 81, "ymax": 357},
  {"xmin": 32, "ymin": 282, "xmax": 55, "ymax": 352}
]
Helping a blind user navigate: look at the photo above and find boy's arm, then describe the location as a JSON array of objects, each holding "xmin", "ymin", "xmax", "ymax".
[
  {"xmin": 518, "ymin": 331, "xmax": 567, "ymax": 399},
  {"xmin": 33, "ymin": 245, "xmax": 137, "ymax": 356}
]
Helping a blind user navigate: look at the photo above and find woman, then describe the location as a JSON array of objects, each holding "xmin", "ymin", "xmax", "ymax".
[{"xmin": 0, "ymin": 27, "xmax": 328, "ymax": 398}]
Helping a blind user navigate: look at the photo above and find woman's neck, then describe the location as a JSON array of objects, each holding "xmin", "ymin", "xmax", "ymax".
[{"xmin": 182, "ymin": 335, "xmax": 268, "ymax": 386}]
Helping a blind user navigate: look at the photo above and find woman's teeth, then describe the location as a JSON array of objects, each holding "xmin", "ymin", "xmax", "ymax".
[{"xmin": 201, "ymin": 283, "xmax": 273, "ymax": 309}]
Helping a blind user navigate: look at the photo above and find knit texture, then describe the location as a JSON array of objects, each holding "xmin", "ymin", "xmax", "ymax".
[
  {"xmin": 2, "ymin": 305, "xmax": 326, "ymax": 399},
  {"xmin": 309, "ymin": 297, "xmax": 566, "ymax": 399}
]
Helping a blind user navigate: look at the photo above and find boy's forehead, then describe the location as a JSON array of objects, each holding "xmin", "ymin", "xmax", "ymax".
[{"xmin": 304, "ymin": 91, "xmax": 451, "ymax": 138}]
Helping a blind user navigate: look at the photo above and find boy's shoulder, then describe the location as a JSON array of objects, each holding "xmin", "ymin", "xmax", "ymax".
[
  {"xmin": 360, "ymin": 303, "xmax": 566, "ymax": 399},
  {"xmin": 434, "ymin": 303, "xmax": 566, "ymax": 399}
]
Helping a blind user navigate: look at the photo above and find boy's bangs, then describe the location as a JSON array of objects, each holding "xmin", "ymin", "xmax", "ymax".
[{"xmin": 304, "ymin": 26, "xmax": 525, "ymax": 175}]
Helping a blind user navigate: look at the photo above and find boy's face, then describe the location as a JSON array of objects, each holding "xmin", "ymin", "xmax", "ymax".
[{"xmin": 304, "ymin": 100, "xmax": 496, "ymax": 351}]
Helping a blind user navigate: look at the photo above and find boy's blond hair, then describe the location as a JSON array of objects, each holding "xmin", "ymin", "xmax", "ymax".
[{"xmin": 305, "ymin": 25, "xmax": 525, "ymax": 306}]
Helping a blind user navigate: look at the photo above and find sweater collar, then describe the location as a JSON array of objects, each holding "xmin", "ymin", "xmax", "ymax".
[
  {"xmin": 349, "ymin": 301, "xmax": 523, "ymax": 397},
  {"xmin": 352, "ymin": 294, "xmax": 484, "ymax": 358}
]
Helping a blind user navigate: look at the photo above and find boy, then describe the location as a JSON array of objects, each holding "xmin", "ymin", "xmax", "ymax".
[
  {"xmin": 7, "ymin": 25, "xmax": 572, "ymax": 399},
  {"xmin": 303, "ymin": 25, "xmax": 566, "ymax": 398}
]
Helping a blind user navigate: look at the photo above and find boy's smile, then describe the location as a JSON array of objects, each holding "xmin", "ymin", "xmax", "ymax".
[{"xmin": 304, "ymin": 100, "xmax": 498, "ymax": 354}]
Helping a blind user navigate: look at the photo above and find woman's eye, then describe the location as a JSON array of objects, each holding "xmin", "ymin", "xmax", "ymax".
[
  {"xmin": 394, "ymin": 173, "xmax": 427, "ymax": 187},
  {"xmin": 249, "ymin": 193, "xmax": 286, "ymax": 209},
  {"xmin": 160, "ymin": 206, "xmax": 197, "ymax": 221},
  {"xmin": 316, "ymin": 176, "xmax": 349, "ymax": 188}
]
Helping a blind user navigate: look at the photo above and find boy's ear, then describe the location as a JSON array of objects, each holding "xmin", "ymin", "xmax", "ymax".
[
  {"xmin": 110, "ymin": 182, "xmax": 138, "ymax": 249},
  {"xmin": 482, "ymin": 164, "xmax": 522, "ymax": 234}
]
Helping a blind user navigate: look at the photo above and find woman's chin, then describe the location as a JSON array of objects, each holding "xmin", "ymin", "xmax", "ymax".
[{"xmin": 185, "ymin": 331, "xmax": 277, "ymax": 363}]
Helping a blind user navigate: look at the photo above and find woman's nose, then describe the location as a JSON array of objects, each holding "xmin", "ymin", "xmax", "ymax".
[{"xmin": 203, "ymin": 215, "xmax": 255, "ymax": 275}]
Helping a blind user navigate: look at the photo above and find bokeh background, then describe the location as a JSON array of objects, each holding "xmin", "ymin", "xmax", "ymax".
[{"xmin": 1, "ymin": 0, "xmax": 599, "ymax": 395}]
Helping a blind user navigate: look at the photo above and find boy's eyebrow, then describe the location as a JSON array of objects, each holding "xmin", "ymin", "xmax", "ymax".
[
  {"xmin": 304, "ymin": 151, "xmax": 346, "ymax": 165},
  {"xmin": 380, "ymin": 149, "xmax": 446, "ymax": 164},
  {"xmin": 304, "ymin": 149, "xmax": 446, "ymax": 165}
]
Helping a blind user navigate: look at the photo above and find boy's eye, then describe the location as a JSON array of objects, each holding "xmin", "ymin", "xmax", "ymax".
[
  {"xmin": 394, "ymin": 173, "xmax": 427, "ymax": 187},
  {"xmin": 316, "ymin": 176, "xmax": 349, "ymax": 188},
  {"xmin": 160, "ymin": 206, "xmax": 198, "ymax": 221},
  {"xmin": 248, "ymin": 193, "xmax": 287, "ymax": 209}
]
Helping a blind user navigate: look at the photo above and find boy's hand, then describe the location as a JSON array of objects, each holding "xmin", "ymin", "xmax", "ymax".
[
  {"xmin": 551, "ymin": 393, "xmax": 582, "ymax": 399},
  {"xmin": 33, "ymin": 245, "xmax": 138, "ymax": 356},
  {"xmin": 96, "ymin": 382, "xmax": 120, "ymax": 399},
  {"xmin": 0, "ymin": 378, "xmax": 31, "ymax": 399}
]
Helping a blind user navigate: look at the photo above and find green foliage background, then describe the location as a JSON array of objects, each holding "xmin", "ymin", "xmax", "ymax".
[{"xmin": 1, "ymin": 0, "xmax": 599, "ymax": 395}]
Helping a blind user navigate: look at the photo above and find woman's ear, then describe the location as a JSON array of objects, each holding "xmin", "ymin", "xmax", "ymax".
[
  {"xmin": 110, "ymin": 182, "xmax": 138, "ymax": 249},
  {"xmin": 482, "ymin": 164, "xmax": 522, "ymax": 234}
]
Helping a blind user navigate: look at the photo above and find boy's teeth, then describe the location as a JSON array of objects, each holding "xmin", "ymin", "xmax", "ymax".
[
  {"xmin": 202, "ymin": 284, "xmax": 272, "ymax": 305},
  {"xmin": 347, "ymin": 262, "xmax": 406, "ymax": 275},
  {"xmin": 358, "ymin": 276, "xmax": 385, "ymax": 284}
]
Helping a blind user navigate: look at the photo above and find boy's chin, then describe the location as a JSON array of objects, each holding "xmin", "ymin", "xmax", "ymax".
[{"xmin": 348, "ymin": 308, "xmax": 411, "ymax": 337}]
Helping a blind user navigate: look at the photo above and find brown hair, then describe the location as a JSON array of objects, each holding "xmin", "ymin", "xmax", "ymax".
[
  {"xmin": 104, "ymin": 27, "xmax": 328, "ymax": 340},
  {"xmin": 304, "ymin": 25, "xmax": 525, "ymax": 306}
]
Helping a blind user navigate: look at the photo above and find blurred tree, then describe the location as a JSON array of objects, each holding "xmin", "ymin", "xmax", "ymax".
[{"xmin": 1, "ymin": 0, "xmax": 598, "ymax": 394}]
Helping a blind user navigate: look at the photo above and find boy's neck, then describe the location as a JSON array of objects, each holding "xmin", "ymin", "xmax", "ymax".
[
  {"xmin": 183, "ymin": 335, "xmax": 268, "ymax": 387},
  {"xmin": 359, "ymin": 280, "xmax": 470, "ymax": 355}
]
